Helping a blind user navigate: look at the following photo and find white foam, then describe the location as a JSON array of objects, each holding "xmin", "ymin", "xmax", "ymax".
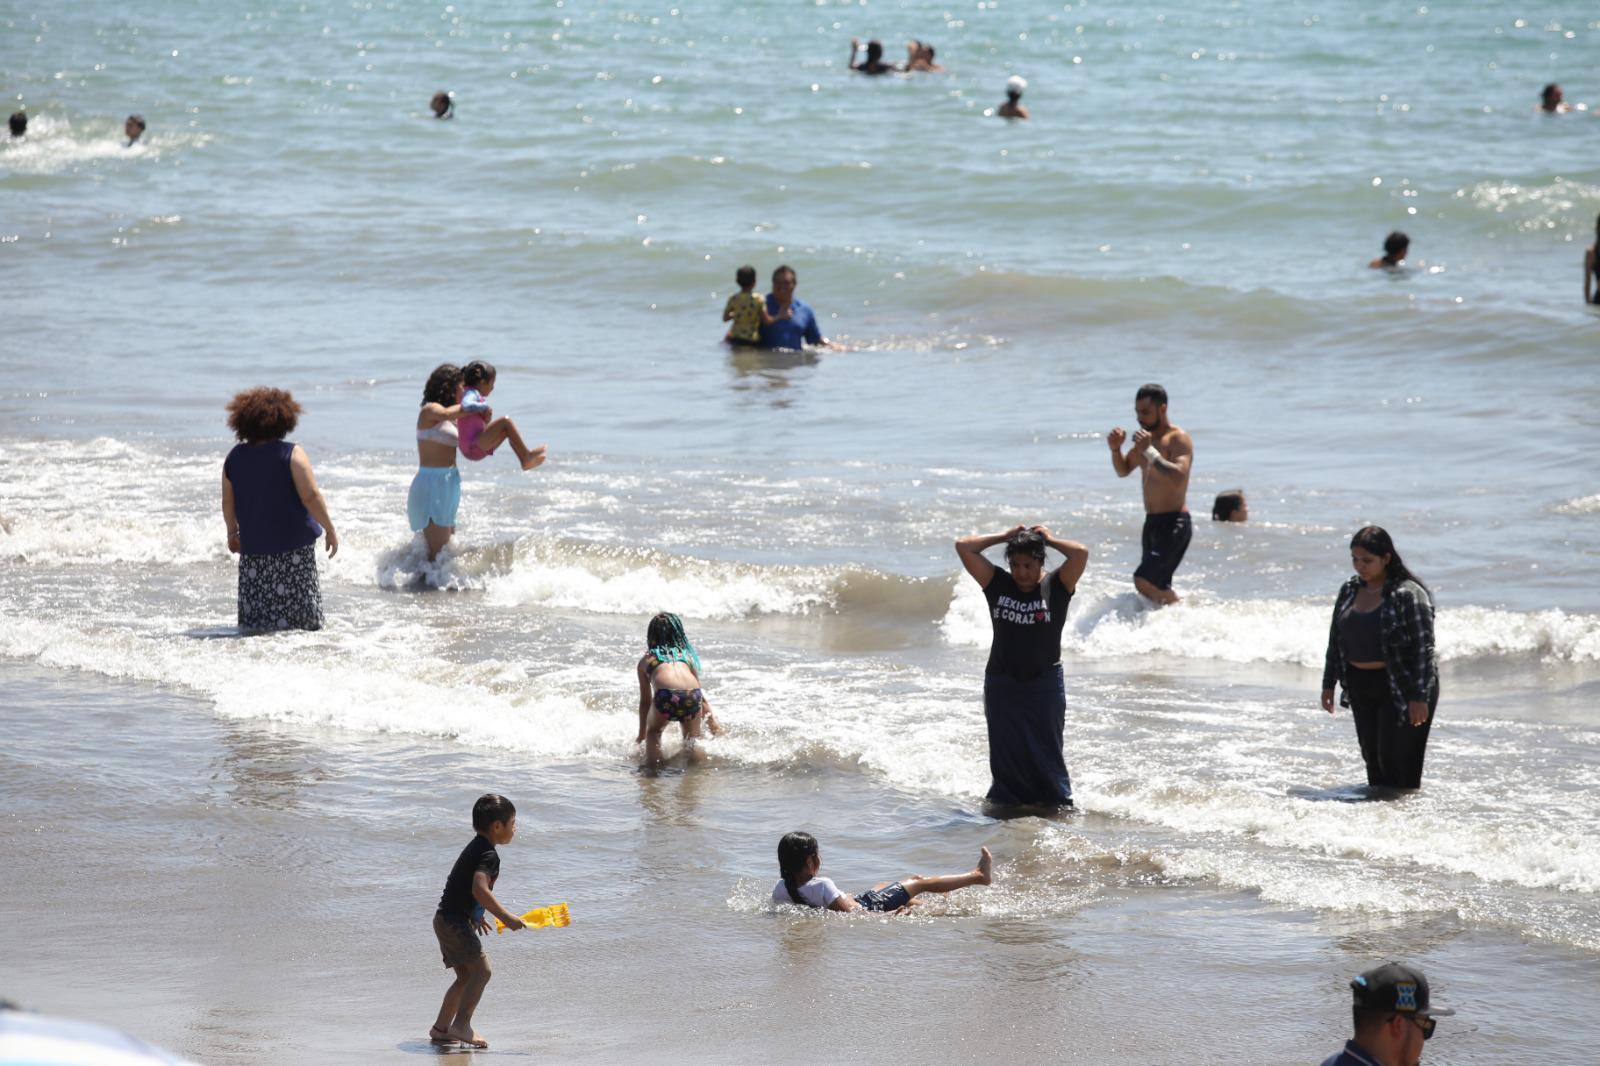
[{"xmin": 942, "ymin": 578, "xmax": 1600, "ymax": 664}]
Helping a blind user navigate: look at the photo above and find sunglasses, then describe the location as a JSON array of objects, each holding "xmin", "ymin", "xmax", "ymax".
[{"xmin": 1396, "ymin": 1013, "xmax": 1437, "ymax": 1041}]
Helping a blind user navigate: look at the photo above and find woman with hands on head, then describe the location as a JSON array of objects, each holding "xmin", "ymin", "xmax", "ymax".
[{"xmin": 955, "ymin": 524, "xmax": 1089, "ymax": 809}]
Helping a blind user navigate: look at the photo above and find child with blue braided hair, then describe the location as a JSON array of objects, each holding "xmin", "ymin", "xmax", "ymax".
[{"xmin": 636, "ymin": 611, "xmax": 722, "ymax": 764}]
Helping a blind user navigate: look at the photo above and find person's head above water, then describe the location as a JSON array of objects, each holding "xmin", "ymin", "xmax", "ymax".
[
  {"xmin": 1383, "ymin": 231, "xmax": 1409, "ymax": 262},
  {"xmin": 865, "ymin": 39, "xmax": 884, "ymax": 64},
  {"xmin": 771, "ymin": 264, "xmax": 797, "ymax": 303},
  {"xmin": 8, "ymin": 111, "xmax": 25, "ymax": 138},
  {"xmin": 1541, "ymin": 83, "xmax": 1563, "ymax": 111},
  {"xmin": 1006, "ymin": 75, "xmax": 1026, "ymax": 102},
  {"xmin": 431, "ymin": 91, "xmax": 453, "ymax": 118},
  {"xmin": 226, "ymin": 387, "xmax": 303, "ymax": 444},
  {"xmin": 1212, "ymin": 489, "xmax": 1247, "ymax": 522},
  {"xmin": 462, "ymin": 360, "xmax": 496, "ymax": 392},
  {"xmin": 421, "ymin": 362, "xmax": 464, "ymax": 406},
  {"xmin": 777, "ymin": 831, "xmax": 820, "ymax": 905},
  {"xmin": 124, "ymin": 114, "xmax": 146, "ymax": 144},
  {"xmin": 736, "ymin": 264, "xmax": 757, "ymax": 291}
]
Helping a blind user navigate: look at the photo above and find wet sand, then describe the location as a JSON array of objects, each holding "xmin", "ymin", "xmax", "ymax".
[{"xmin": 4, "ymin": 663, "xmax": 1597, "ymax": 1064}]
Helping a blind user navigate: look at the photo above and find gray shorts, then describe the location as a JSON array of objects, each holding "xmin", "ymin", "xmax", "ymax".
[{"xmin": 433, "ymin": 909, "xmax": 484, "ymax": 969}]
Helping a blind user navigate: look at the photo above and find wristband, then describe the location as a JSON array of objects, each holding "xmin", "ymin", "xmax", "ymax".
[{"xmin": 1143, "ymin": 445, "xmax": 1160, "ymax": 463}]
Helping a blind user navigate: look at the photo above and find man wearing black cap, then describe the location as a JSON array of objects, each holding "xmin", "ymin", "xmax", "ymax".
[{"xmin": 1322, "ymin": 962, "xmax": 1455, "ymax": 1066}]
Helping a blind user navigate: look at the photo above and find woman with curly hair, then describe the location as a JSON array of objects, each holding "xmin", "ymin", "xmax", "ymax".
[
  {"xmin": 221, "ymin": 387, "xmax": 339, "ymax": 631},
  {"xmin": 410, "ymin": 363, "xmax": 468, "ymax": 561}
]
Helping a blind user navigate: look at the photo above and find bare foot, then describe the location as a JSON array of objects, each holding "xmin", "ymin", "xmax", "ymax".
[
  {"xmin": 521, "ymin": 446, "xmax": 547, "ymax": 471},
  {"xmin": 428, "ymin": 1024, "xmax": 454, "ymax": 1045},
  {"xmin": 975, "ymin": 846, "xmax": 993, "ymax": 885},
  {"xmin": 448, "ymin": 1027, "xmax": 488, "ymax": 1049}
]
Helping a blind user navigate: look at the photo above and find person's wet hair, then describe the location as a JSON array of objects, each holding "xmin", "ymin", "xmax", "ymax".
[
  {"xmin": 226, "ymin": 387, "xmax": 303, "ymax": 444},
  {"xmin": 1136, "ymin": 382, "xmax": 1168, "ymax": 407},
  {"xmin": 1350, "ymin": 525, "xmax": 1428, "ymax": 595},
  {"xmin": 865, "ymin": 40, "xmax": 884, "ymax": 64},
  {"xmin": 125, "ymin": 114, "xmax": 146, "ymax": 142},
  {"xmin": 1004, "ymin": 528, "xmax": 1047, "ymax": 561},
  {"xmin": 1212, "ymin": 490, "xmax": 1245, "ymax": 521},
  {"xmin": 471, "ymin": 793, "xmax": 516, "ymax": 831},
  {"xmin": 1541, "ymin": 83, "xmax": 1561, "ymax": 108},
  {"xmin": 923, "ymin": 44, "xmax": 936, "ymax": 62},
  {"xmin": 422, "ymin": 363, "xmax": 463, "ymax": 406},
  {"xmin": 736, "ymin": 265, "xmax": 756, "ymax": 289},
  {"xmin": 462, "ymin": 360, "xmax": 496, "ymax": 389},
  {"xmin": 772, "ymin": 264, "xmax": 796, "ymax": 285},
  {"xmin": 1383, "ymin": 231, "xmax": 1409, "ymax": 260},
  {"xmin": 8, "ymin": 111, "xmax": 25, "ymax": 137},
  {"xmin": 431, "ymin": 91, "xmax": 453, "ymax": 118},
  {"xmin": 777, "ymin": 831, "xmax": 819, "ymax": 906}
]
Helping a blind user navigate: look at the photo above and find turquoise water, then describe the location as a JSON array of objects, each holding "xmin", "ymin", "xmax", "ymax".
[{"xmin": 4, "ymin": 2, "xmax": 1600, "ymax": 1061}]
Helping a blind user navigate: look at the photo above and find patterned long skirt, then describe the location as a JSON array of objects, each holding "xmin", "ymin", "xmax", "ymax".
[{"xmin": 237, "ymin": 545, "xmax": 324, "ymax": 632}]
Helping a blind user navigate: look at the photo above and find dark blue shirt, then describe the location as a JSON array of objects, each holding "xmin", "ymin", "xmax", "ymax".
[
  {"xmin": 1320, "ymin": 1041, "xmax": 1383, "ymax": 1066},
  {"xmin": 223, "ymin": 441, "xmax": 322, "ymax": 556},
  {"xmin": 760, "ymin": 295, "xmax": 823, "ymax": 350}
]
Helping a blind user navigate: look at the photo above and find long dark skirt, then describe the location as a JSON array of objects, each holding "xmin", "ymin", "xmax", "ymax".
[
  {"xmin": 983, "ymin": 665, "xmax": 1072, "ymax": 807},
  {"xmin": 1345, "ymin": 666, "xmax": 1436, "ymax": 789},
  {"xmin": 237, "ymin": 544, "xmax": 324, "ymax": 632}
]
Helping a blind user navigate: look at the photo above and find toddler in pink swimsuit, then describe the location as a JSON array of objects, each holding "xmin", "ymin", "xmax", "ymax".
[{"xmin": 456, "ymin": 360, "xmax": 547, "ymax": 471}]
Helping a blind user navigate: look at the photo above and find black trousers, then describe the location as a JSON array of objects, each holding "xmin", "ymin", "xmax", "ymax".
[{"xmin": 1345, "ymin": 667, "xmax": 1437, "ymax": 789}]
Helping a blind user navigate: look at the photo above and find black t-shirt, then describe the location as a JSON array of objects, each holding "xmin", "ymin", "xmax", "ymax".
[
  {"xmin": 983, "ymin": 569, "xmax": 1072, "ymax": 681},
  {"xmin": 438, "ymin": 834, "xmax": 499, "ymax": 916}
]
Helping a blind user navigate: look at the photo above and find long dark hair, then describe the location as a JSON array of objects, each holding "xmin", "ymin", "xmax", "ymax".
[
  {"xmin": 646, "ymin": 611, "xmax": 701, "ymax": 675},
  {"xmin": 422, "ymin": 363, "xmax": 463, "ymax": 406},
  {"xmin": 1350, "ymin": 526, "xmax": 1428, "ymax": 596},
  {"xmin": 777, "ymin": 831, "xmax": 818, "ymax": 907}
]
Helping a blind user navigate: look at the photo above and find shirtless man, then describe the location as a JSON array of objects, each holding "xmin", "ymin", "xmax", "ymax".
[{"xmin": 1107, "ymin": 383, "xmax": 1194, "ymax": 606}]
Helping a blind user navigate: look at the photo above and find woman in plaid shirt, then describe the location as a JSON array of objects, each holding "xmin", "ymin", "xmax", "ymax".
[{"xmin": 1320, "ymin": 526, "xmax": 1441, "ymax": 789}]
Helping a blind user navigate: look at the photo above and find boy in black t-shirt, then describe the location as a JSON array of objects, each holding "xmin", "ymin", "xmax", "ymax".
[{"xmin": 429, "ymin": 794, "xmax": 524, "ymax": 1049}]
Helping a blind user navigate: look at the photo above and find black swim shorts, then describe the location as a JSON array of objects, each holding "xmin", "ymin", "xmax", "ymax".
[{"xmin": 1134, "ymin": 511, "xmax": 1192, "ymax": 591}]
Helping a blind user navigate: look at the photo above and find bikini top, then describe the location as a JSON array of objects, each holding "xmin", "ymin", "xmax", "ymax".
[{"xmin": 417, "ymin": 419, "xmax": 459, "ymax": 446}]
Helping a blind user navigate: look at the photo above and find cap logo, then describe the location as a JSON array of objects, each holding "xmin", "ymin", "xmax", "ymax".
[{"xmin": 1395, "ymin": 982, "xmax": 1418, "ymax": 1011}]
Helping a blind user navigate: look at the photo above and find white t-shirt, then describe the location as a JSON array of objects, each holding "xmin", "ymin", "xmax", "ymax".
[{"xmin": 771, "ymin": 876, "xmax": 842, "ymax": 909}]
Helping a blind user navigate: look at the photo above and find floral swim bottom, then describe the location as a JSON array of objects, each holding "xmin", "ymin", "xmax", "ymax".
[
  {"xmin": 653, "ymin": 687, "xmax": 705, "ymax": 723},
  {"xmin": 237, "ymin": 544, "xmax": 324, "ymax": 632}
]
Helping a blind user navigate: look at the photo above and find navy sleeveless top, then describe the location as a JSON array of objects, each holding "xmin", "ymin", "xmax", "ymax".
[{"xmin": 223, "ymin": 441, "xmax": 322, "ymax": 555}]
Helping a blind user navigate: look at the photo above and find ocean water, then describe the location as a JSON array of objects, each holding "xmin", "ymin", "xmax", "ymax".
[{"xmin": 3, "ymin": 1, "xmax": 1599, "ymax": 1062}]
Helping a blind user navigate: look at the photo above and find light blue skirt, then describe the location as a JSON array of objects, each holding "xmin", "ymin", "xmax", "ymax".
[{"xmin": 408, "ymin": 465, "xmax": 461, "ymax": 531}]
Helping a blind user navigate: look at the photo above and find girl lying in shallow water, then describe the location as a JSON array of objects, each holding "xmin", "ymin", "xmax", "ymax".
[{"xmin": 772, "ymin": 831, "xmax": 993, "ymax": 914}]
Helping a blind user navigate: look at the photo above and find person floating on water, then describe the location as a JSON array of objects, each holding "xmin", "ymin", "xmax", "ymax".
[
  {"xmin": 773, "ymin": 831, "xmax": 992, "ymax": 914},
  {"xmin": 1369, "ymin": 231, "xmax": 1409, "ymax": 270},
  {"xmin": 1107, "ymin": 383, "xmax": 1194, "ymax": 606},
  {"xmin": 760, "ymin": 265, "xmax": 831, "ymax": 350},
  {"xmin": 431, "ymin": 91, "xmax": 454, "ymax": 119},
  {"xmin": 636, "ymin": 611, "xmax": 723, "ymax": 765},
  {"xmin": 1212, "ymin": 489, "xmax": 1248, "ymax": 523},
  {"xmin": 904, "ymin": 40, "xmax": 943, "ymax": 72},
  {"xmin": 996, "ymin": 76, "xmax": 1029, "ymax": 120},
  {"xmin": 8, "ymin": 111, "xmax": 25, "ymax": 138},
  {"xmin": 1320, "ymin": 526, "xmax": 1441, "ymax": 791},
  {"xmin": 1539, "ymin": 82, "xmax": 1571, "ymax": 114},
  {"xmin": 723, "ymin": 264, "xmax": 789, "ymax": 346},
  {"xmin": 429, "ymin": 794, "xmax": 524, "ymax": 1050},
  {"xmin": 456, "ymin": 360, "xmax": 547, "ymax": 471},
  {"xmin": 124, "ymin": 114, "xmax": 145, "ymax": 146},
  {"xmin": 956, "ymin": 524, "xmax": 1088, "ymax": 810},
  {"xmin": 848, "ymin": 38, "xmax": 896, "ymax": 75},
  {"xmin": 1584, "ymin": 212, "xmax": 1599, "ymax": 306}
]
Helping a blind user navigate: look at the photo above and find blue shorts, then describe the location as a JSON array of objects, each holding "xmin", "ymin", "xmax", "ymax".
[
  {"xmin": 854, "ymin": 882, "xmax": 911, "ymax": 912},
  {"xmin": 408, "ymin": 465, "xmax": 461, "ymax": 532}
]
